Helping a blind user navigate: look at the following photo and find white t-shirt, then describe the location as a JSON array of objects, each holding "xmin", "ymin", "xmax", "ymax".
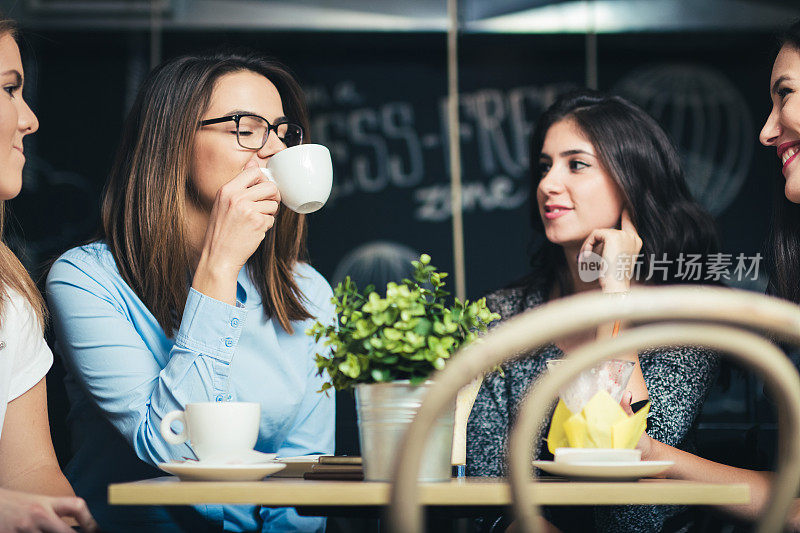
[{"xmin": 0, "ymin": 289, "xmax": 53, "ymax": 439}]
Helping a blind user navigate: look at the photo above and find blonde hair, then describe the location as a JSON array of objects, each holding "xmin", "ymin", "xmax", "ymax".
[
  {"xmin": 0, "ymin": 206, "xmax": 46, "ymax": 328},
  {"xmin": 0, "ymin": 17, "xmax": 46, "ymax": 330}
]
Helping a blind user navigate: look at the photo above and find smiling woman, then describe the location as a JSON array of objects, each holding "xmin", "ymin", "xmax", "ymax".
[
  {"xmin": 0, "ymin": 54, "xmax": 35, "ymax": 200},
  {"xmin": 0, "ymin": 24, "xmax": 41, "ymax": 307},
  {"xmin": 0, "ymin": 38, "xmax": 31, "ymax": 176},
  {"xmin": 761, "ymin": 31, "xmax": 800, "ymax": 201},
  {"xmin": 0, "ymin": 15, "xmax": 97, "ymax": 533},
  {"xmin": 762, "ymin": 20, "xmax": 800, "ymax": 304}
]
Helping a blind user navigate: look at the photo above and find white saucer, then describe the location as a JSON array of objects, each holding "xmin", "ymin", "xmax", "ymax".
[
  {"xmin": 159, "ymin": 461, "xmax": 286, "ymax": 481},
  {"xmin": 533, "ymin": 460, "xmax": 673, "ymax": 481}
]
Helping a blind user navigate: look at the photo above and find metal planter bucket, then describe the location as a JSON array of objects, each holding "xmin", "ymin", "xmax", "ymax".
[{"xmin": 355, "ymin": 381, "xmax": 454, "ymax": 482}]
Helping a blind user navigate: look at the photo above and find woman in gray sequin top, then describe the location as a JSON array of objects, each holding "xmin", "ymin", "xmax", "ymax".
[
  {"xmin": 468, "ymin": 281, "xmax": 718, "ymax": 532},
  {"xmin": 466, "ymin": 90, "xmax": 720, "ymax": 532}
]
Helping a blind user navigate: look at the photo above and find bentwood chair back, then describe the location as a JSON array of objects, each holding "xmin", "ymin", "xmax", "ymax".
[
  {"xmin": 451, "ymin": 377, "xmax": 482, "ymax": 467},
  {"xmin": 388, "ymin": 286, "xmax": 800, "ymax": 533}
]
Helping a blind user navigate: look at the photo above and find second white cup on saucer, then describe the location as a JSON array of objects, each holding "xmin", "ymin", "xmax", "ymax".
[{"xmin": 160, "ymin": 402, "xmax": 261, "ymax": 462}]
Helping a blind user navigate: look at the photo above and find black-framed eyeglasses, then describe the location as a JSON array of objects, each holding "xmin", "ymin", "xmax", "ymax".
[{"xmin": 199, "ymin": 113, "xmax": 304, "ymax": 150}]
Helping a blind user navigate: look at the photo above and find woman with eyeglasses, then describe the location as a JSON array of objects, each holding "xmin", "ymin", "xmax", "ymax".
[{"xmin": 46, "ymin": 51, "xmax": 335, "ymax": 532}]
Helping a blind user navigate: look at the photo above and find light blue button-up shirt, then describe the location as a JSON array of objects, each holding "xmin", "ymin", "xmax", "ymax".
[{"xmin": 46, "ymin": 241, "xmax": 336, "ymax": 532}]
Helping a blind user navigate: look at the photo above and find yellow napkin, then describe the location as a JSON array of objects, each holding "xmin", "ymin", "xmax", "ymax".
[{"xmin": 547, "ymin": 390, "xmax": 649, "ymax": 454}]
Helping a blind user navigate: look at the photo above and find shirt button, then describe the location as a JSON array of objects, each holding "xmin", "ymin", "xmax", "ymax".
[
  {"xmin": 230, "ymin": 318, "xmax": 240, "ymax": 328},
  {"xmin": 215, "ymin": 395, "xmax": 224, "ymax": 402},
  {"xmin": 224, "ymin": 337, "xmax": 233, "ymax": 348}
]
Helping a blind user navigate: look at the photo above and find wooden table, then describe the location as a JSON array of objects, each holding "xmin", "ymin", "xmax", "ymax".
[{"xmin": 109, "ymin": 476, "xmax": 749, "ymax": 508}]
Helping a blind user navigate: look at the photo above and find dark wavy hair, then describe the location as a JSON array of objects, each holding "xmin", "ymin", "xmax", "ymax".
[
  {"xmin": 101, "ymin": 50, "xmax": 311, "ymax": 334},
  {"xmin": 527, "ymin": 89, "xmax": 719, "ymax": 298},
  {"xmin": 767, "ymin": 20, "xmax": 800, "ymax": 303}
]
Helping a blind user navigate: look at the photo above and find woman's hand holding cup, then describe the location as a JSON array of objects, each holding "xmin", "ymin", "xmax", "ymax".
[{"xmin": 193, "ymin": 161, "xmax": 280, "ymax": 305}]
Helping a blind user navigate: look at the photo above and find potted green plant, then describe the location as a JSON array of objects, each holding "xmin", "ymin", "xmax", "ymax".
[{"xmin": 308, "ymin": 254, "xmax": 499, "ymax": 481}]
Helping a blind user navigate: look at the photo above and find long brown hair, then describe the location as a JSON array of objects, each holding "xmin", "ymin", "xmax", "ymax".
[
  {"xmin": 101, "ymin": 50, "xmax": 311, "ymax": 334},
  {"xmin": 0, "ymin": 17, "xmax": 46, "ymax": 329}
]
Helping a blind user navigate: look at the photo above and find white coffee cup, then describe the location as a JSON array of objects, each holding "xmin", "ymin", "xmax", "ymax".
[
  {"xmin": 261, "ymin": 144, "xmax": 332, "ymax": 214},
  {"xmin": 160, "ymin": 402, "xmax": 260, "ymax": 461}
]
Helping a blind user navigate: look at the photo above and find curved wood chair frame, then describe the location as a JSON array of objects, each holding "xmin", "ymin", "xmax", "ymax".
[
  {"xmin": 510, "ymin": 324, "xmax": 800, "ymax": 533},
  {"xmin": 388, "ymin": 286, "xmax": 800, "ymax": 533}
]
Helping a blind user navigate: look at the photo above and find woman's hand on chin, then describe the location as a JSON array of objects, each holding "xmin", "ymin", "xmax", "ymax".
[
  {"xmin": 192, "ymin": 160, "xmax": 281, "ymax": 304},
  {"xmin": 579, "ymin": 209, "xmax": 643, "ymax": 293}
]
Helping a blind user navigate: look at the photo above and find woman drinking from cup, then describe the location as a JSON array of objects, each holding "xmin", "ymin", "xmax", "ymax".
[
  {"xmin": 467, "ymin": 90, "xmax": 720, "ymax": 532},
  {"xmin": 0, "ymin": 15, "xmax": 97, "ymax": 533},
  {"xmin": 46, "ymin": 50, "xmax": 335, "ymax": 531}
]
